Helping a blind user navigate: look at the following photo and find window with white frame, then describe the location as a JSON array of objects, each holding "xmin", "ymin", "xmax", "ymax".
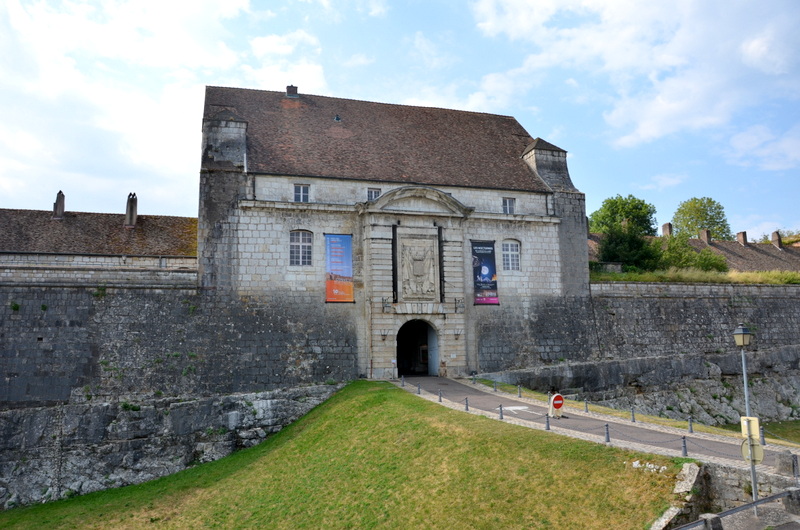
[
  {"xmin": 502, "ymin": 240, "xmax": 521, "ymax": 271},
  {"xmin": 367, "ymin": 188, "xmax": 381, "ymax": 201},
  {"xmin": 502, "ymin": 197, "xmax": 516, "ymax": 214},
  {"xmin": 294, "ymin": 184, "xmax": 310, "ymax": 203},
  {"xmin": 290, "ymin": 230, "xmax": 313, "ymax": 266}
]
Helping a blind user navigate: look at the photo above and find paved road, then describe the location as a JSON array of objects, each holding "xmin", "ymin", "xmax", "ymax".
[{"xmin": 397, "ymin": 376, "xmax": 800, "ymax": 472}]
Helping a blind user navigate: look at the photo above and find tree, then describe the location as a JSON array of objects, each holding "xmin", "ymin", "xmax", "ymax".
[
  {"xmin": 671, "ymin": 197, "xmax": 733, "ymax": 240},
  {"xmin": 588, "ymin": 194, "xmax": 657, "ymax": 236},
  {"xmin": 659, "ymin": 232, "xmax": 728, "ymax": 272},
  {"xmin": 598, "ymin": 223, "xmax": 662, "ymax": 271}
]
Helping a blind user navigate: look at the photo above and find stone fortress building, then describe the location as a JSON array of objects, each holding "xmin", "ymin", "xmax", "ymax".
[
  {"xmin": 199, "ymin": 85, "xmax": 589, "ymax": 379},
  {"xmin": 2, "ymin": 85, "xmax": 800, "ymax": 507}
]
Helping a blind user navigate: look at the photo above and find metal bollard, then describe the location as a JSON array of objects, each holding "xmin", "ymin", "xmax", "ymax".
[
  {"xmin": 417, "ymin": 383, "xmax": 421, "ymax": 395},
  {"xmin": 760, "ymin": 425, "xmax": 765, "ymax": 446},
  {"xmin": 518, "ymin": 385, "xmax": 521, "ymax": 398},
  {"xmin": 465, "ymin": 397, "xmax": 469, "ymax": 411},
  {"xmin": 401, "ymin": 375, "xmax": 405, "ymax": 387},
  {"xmin": 472, "ymin": 375, "xmax": 476, "ymax": 384},
  {"xmin": 682, "ymin": 436, "xmax": 688, "ymax": 457},
  {"xmin": 493, "ymin": 381, "xmax": 497, "ymax": 392},
  {"xmin": 688, "ymin": 416, "xmax": 693, "ymax": 434},
  {"xmin": 584, "ymin": 399, "xmax": 588, "ymax": 413},
  {"xmin": 545, "ymin": 414, "xmax": 550, "ymax": 431},
  {"xmin": 631, "ymin": 407, "xmax": 636, "ymax": 423},
  {"xmin": 438, "ymin": 389, "xmax": 442, "ymax": 403},
  {"xmin": 499, "ymin": 404, "xmax": 504, "ymax": 420},
  {"xmin": 604, "ymin": 423, "xmax": 610, "ymax": 443}
]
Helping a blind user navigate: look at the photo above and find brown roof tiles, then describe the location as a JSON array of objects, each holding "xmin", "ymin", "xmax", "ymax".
[
  {"xmin": 0, "ymin": 209, "xmax": 197, "ymax": 257},
  {"xmin": 203, "ymin": 86, "xmax": 551, "ymax": 193}
]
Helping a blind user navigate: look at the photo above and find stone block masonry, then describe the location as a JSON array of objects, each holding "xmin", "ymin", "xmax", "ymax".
[{"xmin": 3, "ymin": 280, "xmax": 800, "ymax": 507}]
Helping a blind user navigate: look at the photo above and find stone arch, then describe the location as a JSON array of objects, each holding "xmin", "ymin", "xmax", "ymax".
[{"xmin": 396, "ymin": 319, "xmax": 439, "ymax": 376}]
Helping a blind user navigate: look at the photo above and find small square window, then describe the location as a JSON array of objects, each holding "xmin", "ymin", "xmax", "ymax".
[
  {"xmin": 367, "ymin": 188, "xmax": 381, "ymax": 201},
  {"xmin": 502, "ymin": 197, "xmax": 516, "ymax": 215},
  {"xmin": 294, "ymin": 184, "xmax": 310, "ymax": 203}
]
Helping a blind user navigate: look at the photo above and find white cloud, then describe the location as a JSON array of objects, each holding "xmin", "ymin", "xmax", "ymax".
[
  {"xmin": 242, "ymin": 62, "xmax": 328, "ymax": 94},
  {"xmin": 636, "ymin": 173, "xmax": 686, "ymax": 192},
  {"xmin": 363, "ymin": 0, "xmax": 388, "ymax": 16},
  {"xmin": 727, "ymin": 124, "xmax": 800, "ymax": 171},
  {"xmin": 251, "ymin": 30, "xmax": 321, "ymax": 58},
  {"xmin": 343, "ymin": 53, "xmax": 374, "ymax": 67},
  {"xmin": 469, "ymin": 0, "xmax": 800, "ymax": 147},
  {"xmin": 411, "ymin": 31, "xmax": 455, "ymax": 70}
]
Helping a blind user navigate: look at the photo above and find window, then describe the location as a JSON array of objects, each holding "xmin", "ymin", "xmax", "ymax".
[
  {"xmin": 367, "ymin": 188, "xmax": 381, "ymax": 201},
  {"xmin": 290, "ymin": 230, "xmax": 313, "ymax": 266},
  {"xmin": 502, "ymin": 197, "xmax": 516, "ymax": 215},
  {"xmin": 294, "ymin": 184, "xmax": 309, "ymax": 203},
  {"xmin": 502, "ymin": 240, "xmax": 520, "ymax": 271}
]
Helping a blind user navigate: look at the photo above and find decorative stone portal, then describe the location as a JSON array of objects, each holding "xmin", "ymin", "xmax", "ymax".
[{"xmin": 396, "ymin": 319, "xmax": 439, "ymax": 376}]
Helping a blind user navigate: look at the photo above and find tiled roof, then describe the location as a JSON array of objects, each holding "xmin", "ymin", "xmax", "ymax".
[
  {"xmin": 203, "ymin": 86, "xmax": 551, "ymax": 193},
  {"xmin": 0, "ymin": 209, "xmax": 197, "ymax": 257},
  {"xmin": 588, "ymin": 232, "xmax": 800, "ymax": 272},
  {"xmin": 688, "ymin": 239, "xmax": 800, "ymax": 272}
]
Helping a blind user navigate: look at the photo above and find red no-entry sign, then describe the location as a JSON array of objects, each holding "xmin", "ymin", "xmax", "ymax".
[{"xmin": 551, "ymin": 394, "xmax": 564, "ymax": 409}]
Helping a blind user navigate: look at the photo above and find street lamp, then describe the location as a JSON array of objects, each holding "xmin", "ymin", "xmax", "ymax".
[
  {"xmin": 733, "ymin": 323, "xmax": 753, "ymax": 417},
  {"xmin": 733, "ymin": 323, "xmax": 758, "ymax": 512}
]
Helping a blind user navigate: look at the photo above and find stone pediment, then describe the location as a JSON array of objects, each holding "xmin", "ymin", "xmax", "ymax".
[{"xmin": 361, "ymin": 186, "xmax": 473, "ymax": 217}]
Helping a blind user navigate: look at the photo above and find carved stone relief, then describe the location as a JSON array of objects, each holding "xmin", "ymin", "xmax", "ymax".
[{"xmin": 400, "ymin": 237, "xmax": 438, "ymax": 301}]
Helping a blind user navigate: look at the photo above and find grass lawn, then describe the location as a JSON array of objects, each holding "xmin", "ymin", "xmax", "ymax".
[
  {"xmin": 718, "ymin": 419, "xmax": 800, "ymax": 444},
  {"xmin": 0, "ymin": 381, "xmax": 682, "ymax": 529}
]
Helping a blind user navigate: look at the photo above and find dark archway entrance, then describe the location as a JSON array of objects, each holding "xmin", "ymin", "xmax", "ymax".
[{"xmin": 396, "ymin": 320, "xmax": 438, "ymax": 376}]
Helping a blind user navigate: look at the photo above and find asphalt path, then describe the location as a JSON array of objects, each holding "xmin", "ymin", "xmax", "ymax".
[{"xmin": 398, "ymin": 376, "xmax": 800, "ymax": 472}]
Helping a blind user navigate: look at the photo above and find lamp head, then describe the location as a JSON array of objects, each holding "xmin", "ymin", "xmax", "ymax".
[{"xmin": 733, "ymin": 323, "xmax": 752, "ymax": 347}]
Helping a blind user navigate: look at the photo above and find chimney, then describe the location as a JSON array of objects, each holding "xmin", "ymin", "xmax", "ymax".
[
  {"xmin": 771, "ymin": 230, "xmax": 784, "ymax": 249},
  {"xmin": 52, "ymin": 190, "xmax": 65, "ymax": 220},
  {"xmin": 124, "ymin": 193, "xmax": 138, "ymax": 228},
  {"xmin": 736, "ymin": 231, "xmax": 747, "ymax": 246},
  {"xmin": 662, "ymin": 222, "xmax": 673, "ymax": 237},
  {"xmin": 286, "ymin": 85, "xmax": 298, "ymax": 98},
  {"xmin": 699, "ymin": 229, "xmax": 711, "ymax": 244}
]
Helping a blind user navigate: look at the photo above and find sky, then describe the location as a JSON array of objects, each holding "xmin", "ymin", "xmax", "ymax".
[{"xmin": 1, "ymin": 0, "xmax": 799, "ymax": 240}]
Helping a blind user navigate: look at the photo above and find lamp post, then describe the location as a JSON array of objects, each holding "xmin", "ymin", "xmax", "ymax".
[
  {"xmin": 733, "ymin": 323, "xmax": 753, "ymax": 417},
  {"xmin": 733, "ymin": 323, "xmax": 758, "ymax": 512}
]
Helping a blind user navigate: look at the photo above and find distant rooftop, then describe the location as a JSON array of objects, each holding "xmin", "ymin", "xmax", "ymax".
[{"xmin": 0, "ymin": 208, "xmax": 197, "ymax": 257}]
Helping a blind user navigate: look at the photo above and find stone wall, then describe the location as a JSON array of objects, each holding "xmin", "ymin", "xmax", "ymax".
[
  {"xmin": 0, "ymin": 283, "xmax": 358, "ymax": 507},
  {"xmin": 0, "ymin": 385, "xmax": 338, "ymax": 509},
  {"xmin": 3, "ymin": 279, "xmax": 800, "ymax": 508},
  {"xmin": 487, "ymin": 282, "xmax": 800, "ymax": 424}
]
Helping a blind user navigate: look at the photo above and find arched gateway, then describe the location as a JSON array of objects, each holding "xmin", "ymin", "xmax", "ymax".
[{"xmin": 396, "ymin": 320, "xmax": 439, "ymax": 376}]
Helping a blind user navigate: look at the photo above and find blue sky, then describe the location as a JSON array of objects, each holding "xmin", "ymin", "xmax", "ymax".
[{"xmin": 2, "ymin": 0, "xmax": 799, "ymax": 240}]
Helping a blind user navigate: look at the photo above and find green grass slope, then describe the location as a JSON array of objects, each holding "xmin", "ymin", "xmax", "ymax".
[{"xmin": 0, "ymin": 381, "xmax": 681, "ymax": 529}]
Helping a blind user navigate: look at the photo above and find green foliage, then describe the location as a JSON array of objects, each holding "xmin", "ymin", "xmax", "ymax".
[
  {"xmin": 659, "ymin": 233, "xmax": 728, "ymax": 272},
  {"xmin": 10, "ymin": 301, "xmax": 20, "ymax": 311},
  {"xmin": 598, "ymin": 224, "xmax": 661, "ymax": 271},
  {"xmin": 120, "ymin": 401, "xmax": 141, "ymax": 412},
  {"xmin": 590, "ymin": 268, "xmax": 800, "ymax": 284},
  {"xmin": 756, "ymin": 228, "xmax": 800, "ymax": 245},
  {"xmin": 589, "ymin": 194, "xmax": 657, "ymax": 236},
  {"xmin": 671, "ymin": 197, "xmax": 733, "ymax": 240}
]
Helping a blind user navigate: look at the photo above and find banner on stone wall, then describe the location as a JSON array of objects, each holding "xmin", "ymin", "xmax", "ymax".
[
  {"xmin": 471, "ymin": 240, "xmax": 499, "ymax": 305},
  {"xmin": 325, "ymin": 234, "xmax": 354, "ymax": 302}
]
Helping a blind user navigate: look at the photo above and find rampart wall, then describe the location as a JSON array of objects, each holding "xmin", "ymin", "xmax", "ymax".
[{"xmin": 2, "ymin": 278, "xmax": 800, "ymax": 507}]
